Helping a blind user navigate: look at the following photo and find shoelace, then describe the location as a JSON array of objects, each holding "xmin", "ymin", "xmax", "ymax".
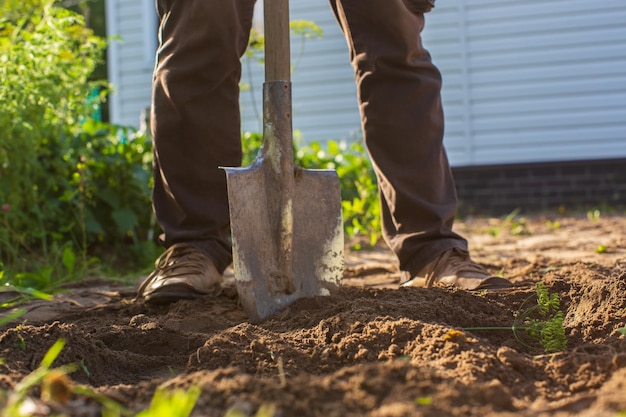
[
  {"xmin": 155, "ymin": 244, "xmax": 209, "ymax": 276},
  {"xmin": 138, "ymin": 244, "xmax": 209, "ymax": 293}
]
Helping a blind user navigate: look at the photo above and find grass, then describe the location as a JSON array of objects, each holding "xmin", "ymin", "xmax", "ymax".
[{"xmin": 485, "ymin": 208, "xmax": 532, "ymax": 238}]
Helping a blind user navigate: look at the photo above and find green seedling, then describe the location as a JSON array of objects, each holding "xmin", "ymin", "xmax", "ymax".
[
  {"xmin": 503, "ymin": 208, "xmax": 530, "ymax": 236},
  {"xmin": 587, "ymin": 209, "xmax": 601, "ymax": 222},
  {"xmin": 618, "ymin": 326, "xmax": 626, "ymax": 336},
  {"xmin": 464, "ymin": 282, "xmax": 567, "ymax": 353},
  {"xmin": 135, "ymin": 386, "xmax": 201, "ymax": 417},
  {"xmin": 1, "ymin": 284, "xmax": 53, "ymax": 309},
  {"xmin": 80, "ymin": 359, "xmax": 91, "ymax": 378},
  {"xmin": 415, "ymin": 397, "xmax": 433, "ymax": 406},
  {"xmin": 595, "ymin": 244, "xmax": 607, "ymax": 254},
  {"xmin": 545, "ymin": 220, "xmax": 561, "ymax": 230},
  {"xmin": 0, "ymin": 309, "xmax": 25, "ymax": 327}
]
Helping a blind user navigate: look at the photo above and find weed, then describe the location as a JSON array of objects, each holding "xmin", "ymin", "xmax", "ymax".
[
  {"xmin": 545, "ymin": 220, "xmax": 561, "ymax": 230},
  {"xmin": 79, "ymin": 359, "xmax": 90, "ymax": 378},
  {"xmin": 484, "ymin": 209, "xmax": 531, "ymax": 237},
  {"xmin": 0, "ymin": 309, "xmax": 25, "ymax": 327},
  {"xmin": 587, "ymin": 209, "xmax": 601, "ymax": 222},
  {"xmin": 415, "ymin": 397, "xmax": 433, "ymax": 406},
  {"xmin": 618, "ymin": 326, "xmax": 626, "ymax": 336},
  {"xmin": 135, "ymin": 386, "xmax": 201, "ymax": 417},
  {"xmin": 522, "ymin": 283, "xmax": 567, "ymax": 353},
  {"xmin": 464, "ymin": 282, "xmax": 567, "ymax": 353},
  {"xmin": 1, "ymin": 283, "xmax": 52, "ymax": 309},
  {"xmin": 503, "ymin": 208, "xmax": 531, "ymax": 236}
]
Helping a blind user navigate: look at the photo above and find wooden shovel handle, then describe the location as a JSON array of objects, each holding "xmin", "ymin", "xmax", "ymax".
[{"xmin": 264, "ymin": 0, "xmax": 290, "ymax": 82}]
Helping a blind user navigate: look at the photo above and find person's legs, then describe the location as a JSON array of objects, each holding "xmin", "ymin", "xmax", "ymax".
[
  {"xmin": 140, "ymin": 0, "xmax": 256, "ymax": 302},
  {"xmin": 151, "ymin": 0, "xmax": 256, "ymax": 273},
  {"xmin": 329, "ymin": 0, "xmax": 510, "ymax": 289},
  {"xmin": 329, "ymin": 0, "xmax": 465, "ymax": 275}
]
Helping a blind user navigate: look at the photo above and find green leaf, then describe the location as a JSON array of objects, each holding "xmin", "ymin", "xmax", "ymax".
[
  {"xmin": 41, "ymin": 338, "xmax": 65, "ymax": 368},
  {"xmin": 62, "ymin": 246, "xmax": 77, "ymax": 276},
  {"xmin": 1, "ymin": 285, "xmax": 53, "ymax": 300},
  {"xmin": 112, "ymin": 207, "xmax": 138, "ymax": 235},
  {"xmin": 0, "ymin": 308, "xmax": 26, "ymax": 326}
]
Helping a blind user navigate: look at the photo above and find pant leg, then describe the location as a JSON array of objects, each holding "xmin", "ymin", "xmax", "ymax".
[
  {"xmin": 329, "ymin": 0, "xmax": 468, "ymax": 276},
  {"xmin": 151, "ymin": 0, "xmax": 256, "ymax": 273}
]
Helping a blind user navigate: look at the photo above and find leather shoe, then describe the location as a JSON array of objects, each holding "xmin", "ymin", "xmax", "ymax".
[
  {"xmin": 401, "ymin": 248, "xmax": 511, "ymax": 290},
  {"xmin": 137, "ymin": 243, "xmax": 222, "ymax": 304}
]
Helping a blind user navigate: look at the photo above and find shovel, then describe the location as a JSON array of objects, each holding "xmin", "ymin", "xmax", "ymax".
[{"xmin": 222, "ymin": 0, "xmax": 344, "ymax": 322}]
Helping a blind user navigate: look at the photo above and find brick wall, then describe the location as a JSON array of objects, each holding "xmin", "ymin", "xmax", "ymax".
[{"xmin": 451, "ymin": 158, "xmax": 626, "ymax": 216}]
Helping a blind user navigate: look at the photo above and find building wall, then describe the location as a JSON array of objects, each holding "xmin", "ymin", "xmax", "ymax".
[
  {"xmin": 105, "ymin": 0, "xmax": 157, "ymax": 127},
  {"xmin": 106, "ymin": 0, "xmax": 626, "ymax": 168}
]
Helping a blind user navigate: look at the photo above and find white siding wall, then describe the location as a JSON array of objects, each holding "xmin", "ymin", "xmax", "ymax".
[
  {"xmin": 107, "ymin": 0, "xmax": 626, "ymax": 167},
  {"xmin": 240, "ymin": 2, "xmax": 360, "ymax": 143},
  {"xmin": 450, "ymin": 0, "xmax": 626, "ymax": 165},
  {"xmin": 105, "ymin": 0, "xmax": 156, "ymax": 127}
]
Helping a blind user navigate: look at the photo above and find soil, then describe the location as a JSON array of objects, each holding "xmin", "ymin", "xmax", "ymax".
[{"xmin": 1, "ymin": 212, "xmax": 626, "ymax": 416}]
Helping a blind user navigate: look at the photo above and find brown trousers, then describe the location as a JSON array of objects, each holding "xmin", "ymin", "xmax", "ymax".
[{"xmin": 151, "ymin": 0, "xmax": 467, "ymax": 278}]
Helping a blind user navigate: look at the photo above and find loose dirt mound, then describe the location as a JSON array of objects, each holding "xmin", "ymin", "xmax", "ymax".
[{"xmin": 1, "ymin": 214, "xmax": 626, "ymax": 416}]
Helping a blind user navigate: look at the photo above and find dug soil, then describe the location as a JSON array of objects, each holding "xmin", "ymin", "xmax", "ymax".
[{"xmin": 2, "ymin": 213, "xmax": 626, "ymax": 416}]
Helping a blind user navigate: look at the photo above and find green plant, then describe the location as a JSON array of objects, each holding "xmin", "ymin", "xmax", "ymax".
[
  {"xmin": 135, "ymin": 386, "xmax": 201, "ymax": 417},
  {"xmin": 502, "ymin": 208, "xmax": 530, "ymax": 236},
  {"xmin": 464, "ymin": 282, "xmax": 567, "ymax": 353},
  {"xmin": 0, "ymin": 0, "xmax": 106, "ymax": 263},
  {"xmin": 587, "ymin": 209, "xmax": 601, "ymax": 222},
  {"xmin": 414, "ymin": 397, "xmax": 433, "ymax": 406},
  {"xmin": 1, "ymin": 339, "xmax": 75, "ymax": 414},
  {"xmin": 545, "ymin": 219, "xmax": 561, "ymax": 230},
  {"xmin": 64, "ymin": 120, "xmax": 156, "ymax": 260},
  {"xmin": 0, "ymin": 309, "xmax": 25, "ymax": 327}
]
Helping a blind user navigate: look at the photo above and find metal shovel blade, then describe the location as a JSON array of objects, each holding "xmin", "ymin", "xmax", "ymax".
[
  {"xmin": 222, "ymin": 82, "xmax": 343, "ymax": 322},
  {"xmin": 223, "ymin": 164, "xmax": 343, "ymax": 322}
]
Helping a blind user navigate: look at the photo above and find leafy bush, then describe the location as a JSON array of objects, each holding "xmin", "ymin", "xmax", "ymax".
[
  {"xmin": 62, "ymin": 120, "xmax": 156, "ymax": 262},
  {"xmin": 0, "ymin": 0, "xmax": 158, "ymax": 284}
]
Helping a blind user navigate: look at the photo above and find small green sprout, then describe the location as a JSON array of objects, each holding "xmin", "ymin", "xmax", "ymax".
[
  {"xmin": 464, "ymin": 282, "xmax": 567, "ymax": 353},
  {"xmin": 415, "ymin": 397, "xmax": 432, "ymax": 406},
  {"xmin": 587, "ymin": 209, "xmax": 601, "ymax": 222}
]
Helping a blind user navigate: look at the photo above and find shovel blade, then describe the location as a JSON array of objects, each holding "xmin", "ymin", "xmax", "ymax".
[{"xmin": 223, "ymin": 164, "xmax": 343, "ymax": 322}]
